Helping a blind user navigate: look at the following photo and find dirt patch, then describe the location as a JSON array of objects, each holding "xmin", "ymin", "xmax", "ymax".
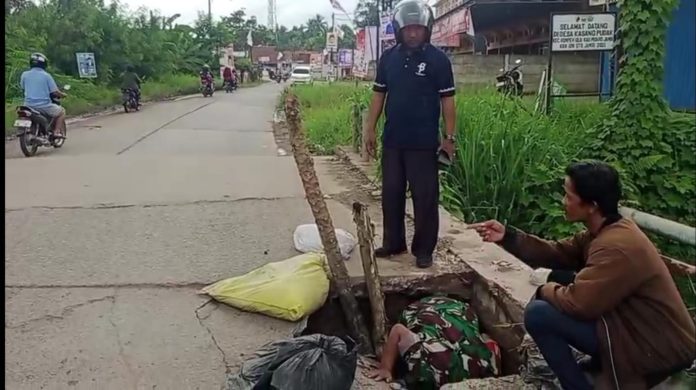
[{"xmin": 272, "ymin": 110, "xmax": 291, "ymax": 154}]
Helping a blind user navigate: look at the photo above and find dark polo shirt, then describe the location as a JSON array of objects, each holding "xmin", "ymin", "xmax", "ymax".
[{"xmin": 373, "ymin": 43, "xmax": 455, "ymax": 149}]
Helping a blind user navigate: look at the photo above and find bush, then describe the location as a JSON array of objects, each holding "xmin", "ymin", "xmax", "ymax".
[
  {"xmin": 441, "ymin": 90, "xmax": 609, "ymax": 238},
  {"xmin": 5, "ymin": 73, "xmax": 199, "ymax": 135}
]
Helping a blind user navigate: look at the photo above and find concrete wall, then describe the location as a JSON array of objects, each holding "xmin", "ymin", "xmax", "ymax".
[{"xmin": 451, "ymin": 53, "xmax": 600, "ymax": 93}]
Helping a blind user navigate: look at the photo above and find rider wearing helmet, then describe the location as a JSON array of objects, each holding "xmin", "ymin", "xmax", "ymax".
[
  {"xmin": 222, "ymin": 66, "xmax": 234, "ymax": 88},
  {"xmin": 199, "ymin": 64, "xmax": 214, "ymax": 87},
  {"xmin": 364, "ymin": 0, "xmax": 456, "ymax": 269},
  {"xmin": 20, "ymin": 52, "xmax": 68, "ymax": 138},
  {"xmin": 120, "ymin": 64, "xmax": 142, "ymax": 105}
]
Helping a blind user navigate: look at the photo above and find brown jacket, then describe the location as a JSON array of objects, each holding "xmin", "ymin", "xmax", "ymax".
[{"xmin": 502, "ymin": 218, "xmax": 695, "ymax": 389}]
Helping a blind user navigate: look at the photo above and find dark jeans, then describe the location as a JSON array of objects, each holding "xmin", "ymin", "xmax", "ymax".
[
  {"xmin": 524, "ymin": 300, "xmax": 599, "ymax": 390},
  {"xmin": 381, "ymin": 148, "xmax": 439, "ymax": 257}
]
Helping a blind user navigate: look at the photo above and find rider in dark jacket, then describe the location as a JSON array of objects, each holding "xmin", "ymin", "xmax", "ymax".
[
  {"xmin": 120, "ymin": 64, "xmax": 142, "ymax": 105},
  {"xmin": 199, "ymin": 64, "xmax": 214, "ymax": 87}
]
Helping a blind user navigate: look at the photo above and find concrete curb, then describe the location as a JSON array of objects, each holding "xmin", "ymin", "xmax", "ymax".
[{"xmin": 333, "ymin": 145, "xmax": 539, "ymax": 371}]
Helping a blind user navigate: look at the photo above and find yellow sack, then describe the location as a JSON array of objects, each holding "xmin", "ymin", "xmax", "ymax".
[{"xmin": 200, "ymin": 253, "xmax": 330, "ymax": 322}]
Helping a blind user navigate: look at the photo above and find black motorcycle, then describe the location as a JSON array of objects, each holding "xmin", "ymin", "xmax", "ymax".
[
  {"xmin": 495, "ymin": 59, "xmax": 524, "ymax": 97},
  {"xmin": 15, "ymin": 85, "xmax": 70, "ymax": 157},
  {"xmin": 224, "ymin": 79, "xmax": 236, "ymax": 93},
  {"xmin": 201, "ymin": 79, "xmax": 214, "ymax": 97},
  {"xmin": 122, "ymin": 88, "xmax": 140, "ymax": 112}
]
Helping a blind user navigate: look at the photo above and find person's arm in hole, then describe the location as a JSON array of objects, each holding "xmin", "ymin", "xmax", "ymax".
[{"xmin": 369, "ymin": 324, "xmax": 415, "ymax": 382}]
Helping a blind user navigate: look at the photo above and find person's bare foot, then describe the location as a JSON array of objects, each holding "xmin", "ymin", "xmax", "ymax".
[{"xmin": 368, "ymin": 367, "xmax": 393, "ymax": 382}]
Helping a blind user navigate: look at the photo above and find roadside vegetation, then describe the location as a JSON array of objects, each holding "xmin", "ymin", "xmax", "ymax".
[
  {"xmin": 4, "ymin": 0, "xmax": 353, "ymax": 135},
  {"xmin": 290, "ymin": 82, "xmax": 695, "ymax": 309}
]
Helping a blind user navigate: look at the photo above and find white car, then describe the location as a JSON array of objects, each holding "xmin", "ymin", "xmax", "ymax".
[{"xmin": 290, "ymin": 66, "xmax": 313, "ymax": 85}]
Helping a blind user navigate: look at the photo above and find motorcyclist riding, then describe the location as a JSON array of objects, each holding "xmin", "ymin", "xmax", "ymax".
[
  {"xmin": 20, "ymin": 52, "xmax": 68, "ymax": 139},
  {"xmin": 121, "ymin": 64, "xmax": 142, "ymax": 105},
  {"xmin": 200, "ymin": 64, "xmax": 214, "ymax": 88},
  {"xmin": 223, "ymin": 66, "xmax": 235, "ymax": 89}
]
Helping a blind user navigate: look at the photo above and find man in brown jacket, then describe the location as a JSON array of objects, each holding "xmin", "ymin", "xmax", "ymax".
[{"xmin": 469, "ymin": 161, "xmax": 695, "ymax": 389}]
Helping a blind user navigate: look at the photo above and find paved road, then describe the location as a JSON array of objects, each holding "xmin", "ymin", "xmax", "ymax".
[{"xmin": 4, "ymin": 83, "xmax": 363, "ymax": 389}]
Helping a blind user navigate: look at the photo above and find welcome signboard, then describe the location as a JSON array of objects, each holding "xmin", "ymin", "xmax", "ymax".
[{"xmin": 551, "ymin": 13, "xmax": 616, "ymax": 52}]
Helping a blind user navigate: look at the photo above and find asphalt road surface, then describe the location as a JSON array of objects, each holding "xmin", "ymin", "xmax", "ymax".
[{"xmin": 4, "ymin": 82, "xmax": 363, "ymax": 389}]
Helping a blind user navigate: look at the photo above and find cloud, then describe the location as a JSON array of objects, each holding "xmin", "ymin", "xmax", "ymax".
[{"xmin": 119, "ymin": 0, "xmax": 360, "ymax": 27}]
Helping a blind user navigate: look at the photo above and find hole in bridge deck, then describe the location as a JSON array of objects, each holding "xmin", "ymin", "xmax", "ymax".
[{"xmin": 303, "ymin": 273, "xmax": 525, "ymax": 383}]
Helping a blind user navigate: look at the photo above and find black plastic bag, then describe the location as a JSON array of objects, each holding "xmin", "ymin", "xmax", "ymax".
[{"xmin": 227, "ymin": 334, "xmax": 358, "ymax": 390}]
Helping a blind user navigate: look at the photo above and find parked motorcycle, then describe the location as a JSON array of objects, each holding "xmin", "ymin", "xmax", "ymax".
[
  {"xmin": 496, "ymin": 59, "xmax": 524, "ymax": 97},
  {"xmin": 15, "ymin": 85, "xmax": 70, "ymax": 157},
  {"xmin": 122, "ymin": 88, "xmax": 139, "ymax": 112}
]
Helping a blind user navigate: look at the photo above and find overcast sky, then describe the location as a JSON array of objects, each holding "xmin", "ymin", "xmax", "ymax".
[{"xmin": 119, "ymin": 0, "xmax": 361, "ymax": 28}]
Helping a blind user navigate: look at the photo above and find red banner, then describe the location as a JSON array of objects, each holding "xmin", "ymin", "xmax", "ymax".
[
  {"xmin": 431, "ymin": 7, "xmax": 475, "ymax": 48},
  {"xmin": 356, "ymin": 29, "xmax": 366, "ymax": 49}
]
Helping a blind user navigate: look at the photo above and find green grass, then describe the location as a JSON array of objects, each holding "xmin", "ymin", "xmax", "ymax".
[
  {"xmin": 291, "ymin": 83, "xmax": 696, "ymax": 311},
  {"xmin": 441, "ymin": 90, "xmax": 608, "ymax": 239},
  {"xmin": 292, "ymin": 83, "xmax": 372, "ymax": 154},
  {"xmin": 5, "ymin": 74, "xmax": 201, "ymax": 136}
]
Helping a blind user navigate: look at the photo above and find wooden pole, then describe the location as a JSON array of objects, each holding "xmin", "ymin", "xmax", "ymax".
[
  {"xmin": 285, "ymin": 93, "xmax": 372, "ymax": 355},
  {"xmin": 360, "ymin": 109, "xmax": 372, "ymax": 162},
  {"xmin": 352, "ymin": 201, "xmax": 387, "ymax": 355},
  {"xmin": 352, "ymin": 104, "xmax": 361, "ymax": 153}
]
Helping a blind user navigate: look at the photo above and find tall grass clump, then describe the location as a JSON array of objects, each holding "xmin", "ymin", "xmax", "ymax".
[
  {"xmin": 293, "ymin": 82, "xmax": 371, "ymax": 154},
  {"xmin": 441, "ymin": 90, "xmax": 608, "ymax": 238}
]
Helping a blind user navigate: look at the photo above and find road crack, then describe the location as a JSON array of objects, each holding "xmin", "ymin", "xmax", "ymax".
[
  {"xmin": 107, "ymin": 290, "xmax": 141, "ymax": 388},
  {"xmin": 4, "ymin": 196, "xmax": 298, "ymax": 213},
  {"xmin": 6, "ymin": 293, "xmax": 115, "ymax": 329},
  {"xmin": 116, "ymin": 100, "xmax": 216, "ymax": 155},
  {"xmin": 195, "ymin": 299, "xmax": 231, "ymax": 374}
]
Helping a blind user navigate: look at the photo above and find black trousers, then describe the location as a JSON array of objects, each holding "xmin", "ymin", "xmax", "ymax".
[{"xmin": 381, "ymin": 148, "xmax": 439, "ymax": 257}]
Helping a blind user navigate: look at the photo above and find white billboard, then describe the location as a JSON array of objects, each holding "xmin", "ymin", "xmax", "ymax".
[
  {"xmin": 75, "ymin": 52, "xmax": 97, "ymax": 78},
  {"xmin": 589, "ymin": 0, "xmax": 617, "ymax": 6},
  {"xmin": 551, "ymin": 13, "xmax": 616, "ymax": 52}
]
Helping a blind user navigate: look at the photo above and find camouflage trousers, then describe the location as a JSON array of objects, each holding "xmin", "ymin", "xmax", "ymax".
[{"xmin": 399, "ymin": 296, "xmax": 497, "ymax": 389}]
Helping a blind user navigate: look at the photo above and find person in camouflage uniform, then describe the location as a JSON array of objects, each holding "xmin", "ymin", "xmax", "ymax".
[{"xmin": 369, "ymin": 296, "xmax": 497, "ymax": 389}]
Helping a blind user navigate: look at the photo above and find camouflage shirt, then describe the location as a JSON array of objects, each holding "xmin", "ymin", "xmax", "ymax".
[{"xmin": 399, "ymin": 296, "xmax": 497, "ymax": 389}]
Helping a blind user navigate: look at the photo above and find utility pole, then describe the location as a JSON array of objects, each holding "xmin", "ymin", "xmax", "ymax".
[
  {"xmin": 208, "ymin": 0, "xmax": 216, "ymax": 67},
  {"xmin": 331, "ymin": 12, "xmax": 336, "ymax": 82}
]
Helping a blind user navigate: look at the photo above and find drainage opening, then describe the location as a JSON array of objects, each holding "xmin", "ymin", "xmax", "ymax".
[{"xmin": 303, "ymin": 279, "xmax": 523, "ymax": 379}]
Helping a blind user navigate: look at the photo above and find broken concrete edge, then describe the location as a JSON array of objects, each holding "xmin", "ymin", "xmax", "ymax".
[
  {"xmin": 334, "ymin": 145, "xmax": 535, "ymax": 359},
  {"xmin": 4, "ymin": 92, "xmax": 201, "ymax": 142},
  {"xmin": 346, "ymin": 271, "xmax": 476, "ymax": 300}
]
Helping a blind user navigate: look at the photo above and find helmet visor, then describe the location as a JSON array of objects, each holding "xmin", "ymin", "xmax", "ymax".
[{"xmin": 393, "ymin": 1, "xmax": 432, "ymax": 29}]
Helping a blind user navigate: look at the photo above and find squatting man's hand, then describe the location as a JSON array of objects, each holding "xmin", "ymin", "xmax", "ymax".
[{"xmin": 467, "ymin": 220, "xmax": 506, "ymax": 243}]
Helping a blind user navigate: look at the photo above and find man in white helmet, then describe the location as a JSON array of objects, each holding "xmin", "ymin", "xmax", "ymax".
[
  {"xmin": 365, "ymin": 0, "xmax": 457, "ymax": 268},
  {"xmin": 20, "ymin": 52, "xmax": 68, "ymax": 138}
]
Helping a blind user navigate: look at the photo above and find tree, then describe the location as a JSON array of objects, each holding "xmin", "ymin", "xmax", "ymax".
[
  {"xmin": 354, "ymin": 0, "xmax": 379, "ymax": 28},
  {"xmin": 338, "ymin": 25, "xmax": 356, "ymax": 49}
]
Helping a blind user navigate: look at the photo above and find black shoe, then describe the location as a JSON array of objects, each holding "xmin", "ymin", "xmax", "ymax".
[
  {"xmin": 374, "ymin": 247, "xmax": 407, "ymax": 258},
  {"xmin": 416, "ymin": 255, "xmax": 433, "ymax": 269}
]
